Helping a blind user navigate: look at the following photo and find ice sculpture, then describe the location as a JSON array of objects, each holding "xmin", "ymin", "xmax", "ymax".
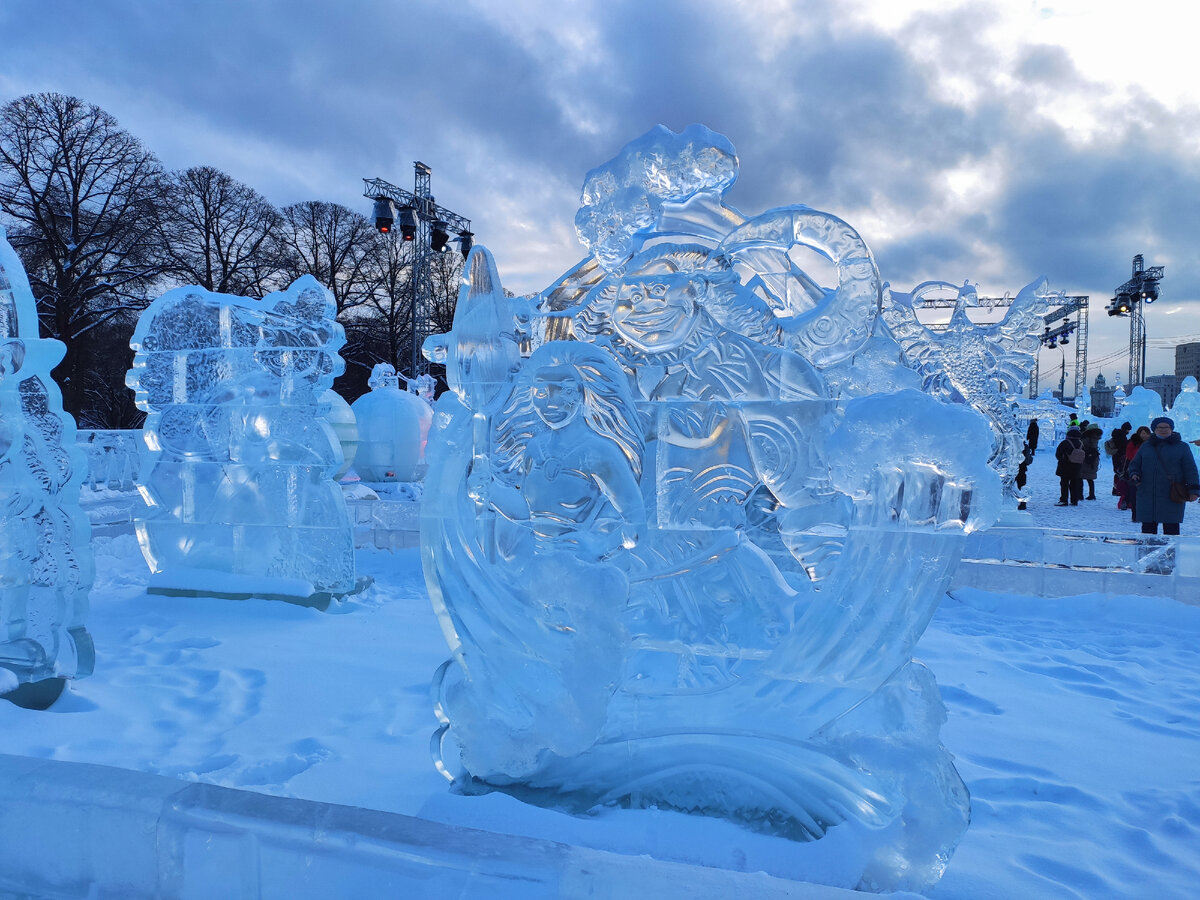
[
  {"xmin": 350, "ymin": 363, "xmax": 433, "ymax": 483},
  {"xmin": 1120, "ymin": 385, "xmax": 1164, "ymax": 430},
  {"xmin": 127, "ymin": 276, "xmax": 355, "ymax": 605},
  {"xmin": 881, "ymin": 278, "xmax": 1053, "ymax": 505},
  {"xmin": 0, "ymin": 227, "xmax": 94, "ymax": 708},
  {"xmin": 1169, "ymin": 377, "xmax": 1200, "ymax": 467},
  {"xmin": 422, "ymin": 126, "xmax": 1001, "ymax": 893}
]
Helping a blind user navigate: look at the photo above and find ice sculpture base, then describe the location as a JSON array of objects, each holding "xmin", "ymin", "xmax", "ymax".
[
  {"xmin": 0, "ymin": 625, "xmax": 95, "ymax": 706},
  {"xmin": 146, "ymin": 570, "xmax": 374, "ymax": 611},
  {"xmin": 0, "ymin": 752, "xmax": 866, "ymax": 900}
]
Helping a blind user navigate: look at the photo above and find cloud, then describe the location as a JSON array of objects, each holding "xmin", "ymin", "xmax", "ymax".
[{"xmin": 1, "ymin": 0, "xmax": 1196, "ymax": 373}]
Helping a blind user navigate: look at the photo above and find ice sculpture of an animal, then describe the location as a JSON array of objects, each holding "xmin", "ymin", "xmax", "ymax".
[
  {"xmin": 882, "ymin": 279, "xmax": 1054, "ymax": 504},
  {"xmin": 0, "ymin": 227, "xmax": 94, "ymax": 709},
  {"xmin": 421, "ymin": 125, "xmax": 1001, "ymax": 893},
  {"xmin": 127, "ymin": 276, "xmax": 354, "ymax": 604}
]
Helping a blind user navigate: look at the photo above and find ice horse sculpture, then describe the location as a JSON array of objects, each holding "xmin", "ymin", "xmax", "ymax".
[
  {"xmin": 422, "ymin": 125, "xmax": 1000, "ymax": 893},
  {"xmin": 0, "ymin": 227, "xmax": 94, "ymax": 709},
  {"xmin": 882, "ymin": 278, "xmax": 1054, "ymax": 504},
  {"xmin": 127, "ymin": 276, "xmax": 355, "ymax": 605}
]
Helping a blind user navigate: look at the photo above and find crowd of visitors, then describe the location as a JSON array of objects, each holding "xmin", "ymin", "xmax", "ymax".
[{"xmin": 1031, "ymin": 413, "xmax": 1200, "ymax": 534}]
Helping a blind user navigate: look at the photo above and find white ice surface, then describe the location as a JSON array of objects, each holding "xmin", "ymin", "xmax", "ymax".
[{"xmin": 1, "ymin": 448, "xmax": 1198, "ymax": 897}]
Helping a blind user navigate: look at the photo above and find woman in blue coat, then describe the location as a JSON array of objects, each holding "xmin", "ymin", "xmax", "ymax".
[{"xmin": 1127, "ymin": 416, "xmax": 1200, "ymax": 535}]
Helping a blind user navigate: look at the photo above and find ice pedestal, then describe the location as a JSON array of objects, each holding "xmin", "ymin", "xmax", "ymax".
[
  {"xmin": 127, "ymin": 276, "xmax": 355, "ymax": 604},
  {"xmin": 421, "ymin": 126, "xmax": 999, "ymax": 893},
  {"xmin": 0, "ymin": 227, "xmax": 94, "ymax": 707}
]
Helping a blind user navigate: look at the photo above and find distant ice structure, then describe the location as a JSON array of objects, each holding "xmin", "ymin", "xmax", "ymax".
[
  {"xmin": 127, "ymin": 277, "xmax": 355, "ymax": 605},
  {"xmin": 1076, "ymin": 383, "xmax": 1093, "ymax": 419},
  {"xmin": 350, "ymin": 363, "xmax": 433, "ymax": 483},
  {"xmin": 881, "ymin": 278, "xmax": 1054, "ymax": 505},
  {"xmin": 1170, "ymin": 376, "xmax": 1200, "ymax": 437},
  {"xmin": 1120, "ymin": 385, "xmax": 1165, "ymax": 430},
  {"xmin": 421, "ymin": 126, "xmax": 1001, "ymax": 893},
  {"xmin": 0, "ymin": 227, "xmax": 94, "ymax": 708}
]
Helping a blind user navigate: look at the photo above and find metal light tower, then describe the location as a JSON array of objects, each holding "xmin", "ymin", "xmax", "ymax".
[
  {"xmin": 1106, "ymin": 254, "xmax": 1164, "ymax": 387},
  {"xmin": 1030, "ymin": 295, "xmax": 1089, "ymax": 399},
  {"xmin": 364, "ymin": 163, "xmax": 473, "ymax": 377}
]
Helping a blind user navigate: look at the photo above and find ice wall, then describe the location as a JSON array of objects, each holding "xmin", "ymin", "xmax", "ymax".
[
  {"xmin": 421, "ymin": 126, "xmax": 1000, "ymax": 893},
  {"xmin": 0, "ymin": 227, "xmax": 94, "ymax": 708},
  {"xmin": 127, "ymin": 277, "xmax": 354, "ymax": 603}
]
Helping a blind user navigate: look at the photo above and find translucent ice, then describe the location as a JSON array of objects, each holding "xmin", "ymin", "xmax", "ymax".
[
  {"xmin": 127, "ymin": 277, "xmax": 354, "ymax": 602},
  {"xmin": 0, "ymin": 227, "xmax": 94, "ymax": 705},
  {"xmin": 350, "ymin": 363, "xmax": 433, "ymax": 483},
  {"xmin": 1120, "ymin": 385, "xmax": 1164, "ymax": 430},
  {"xmin": 1170, "ymin": 376, "xmax": 1200, "ymax": 442},
  {"xmin": 882, "ymin": 278, "xmax": 1053, "ymax": 503},
  {"xmin": 422, "ymin": 127, "xmax": 998, "ymax": 893}
]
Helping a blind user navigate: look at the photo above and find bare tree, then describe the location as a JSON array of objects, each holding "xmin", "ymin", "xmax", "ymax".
[
  {"xmin": 0, "ymin": 92, "xmax": 166, "ymax": 417},
  {"xmin": 158, "ymin": 165, "xmax": 281, "ymax": 296},
  {"xmin": 275, "ymin": 201, "xmax": 377, "ymax": 315},
  {"xmin": 428, "ymin": 247, "xmax": 465, "ymax": 337}
]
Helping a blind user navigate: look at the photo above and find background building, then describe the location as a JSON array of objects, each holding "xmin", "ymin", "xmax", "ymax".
[
  {"xmin": 1177, "ymin": 342, "xmax": 1200, "ymax": 382},
  {"xmin": 1143, "ymin": 374, "xmax": 1180, "ymax": 409},
  {"xmin": 1089, "ymin": 373, "xmax": 1115, "ymax": 418}
]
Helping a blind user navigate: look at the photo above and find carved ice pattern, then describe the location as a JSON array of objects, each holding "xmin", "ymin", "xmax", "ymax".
[
  {"xmin": 127, "ymin": 276, "xmax": 354, "ymax": 599},
  {"xmin": 421, "ymin": 127, "xmax": 1001, "ymax": 893},
  {"xmin": 0, "ymin": 227, "xmax": 94, "ymax": 695}
]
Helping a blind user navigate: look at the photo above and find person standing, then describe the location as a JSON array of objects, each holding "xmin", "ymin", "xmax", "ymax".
[
  {"xmin": 1055, "ymin": 425, "xmax": 1085, "ymax": 506},
  {"xmin": 1127, "ymin": 416, "xmax": 1200, "ymax": 535},
  {"xmin": 1105, "ymin": 422, "xmax": 1130, "ymax": 476},
  {"xmin": 1081, "ymin": 423, "xmax": 1103, "ymax": 500},
  {"xmin": 1122, "ymin": 426, "xmax": 1150, "ymax": 517},
  {"xmin": 1026, "ymin": 418, "xmax": 1040, "ymax": 455}
]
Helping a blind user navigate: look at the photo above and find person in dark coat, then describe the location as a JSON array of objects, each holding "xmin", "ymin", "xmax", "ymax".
[
  {"xmin": 1080, "ymin": 423, "xmax": 1103, "ymax": 500},
  {"xmin": 1054, "ymin": 425, "xmax": 1085, "ymax": 506},
  {"xmin": 1026, "ymin": 418, "xmax": 1040, "ymax": 455},
  {"xmin": 1123, "ymin": 426, "xmax": 1150, "ymax": 517},
  {"xmin": 1105, "ymin": 422, "xmax": 1130, "ymax": 476},
  {"xmin": 1127, "ymin": 416, "xmax": 1200, "ymax": 535}
]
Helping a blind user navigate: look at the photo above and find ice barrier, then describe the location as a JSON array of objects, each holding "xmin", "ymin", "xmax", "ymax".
[
  {"xmin": 421, "ymin": 124, "xmax": 1002, "ymax": 893},
  {"xmin": 0, "ymin": 227, "xmax": 94, "ymax": 708},
  {"xmin": 0, "ymin": 753, "xmax": 863, "ymax": 900},
  {"xmin": 127, "ymin": 276, "xmax": 355, "ymax": 605}
]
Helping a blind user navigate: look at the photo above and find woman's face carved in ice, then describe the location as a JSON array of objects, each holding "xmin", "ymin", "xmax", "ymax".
[{"xmin": 531, "ymin": 366, "xmax": 582, "ymax": 430}]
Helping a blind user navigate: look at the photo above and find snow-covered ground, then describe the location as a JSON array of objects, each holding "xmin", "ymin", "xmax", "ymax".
[{"xmin": 2, "ymin": 447, "xmax": 1199, "ymax": 898}]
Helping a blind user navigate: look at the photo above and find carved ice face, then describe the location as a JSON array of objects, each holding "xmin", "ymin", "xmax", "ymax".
[
  {"xmin": 531, "ymin": 367, "xmax": 582, "ymax": 430},
  {"xmin": 612, "ymin": 276, "xmax": 698, "ymax": 352}
]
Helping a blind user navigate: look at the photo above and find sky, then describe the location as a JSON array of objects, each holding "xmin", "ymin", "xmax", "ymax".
[{"xmin": 1, "ymin": 0, "xmax": 1198, "ymax": 387}]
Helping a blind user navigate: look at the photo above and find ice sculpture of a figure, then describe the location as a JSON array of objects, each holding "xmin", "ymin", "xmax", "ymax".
[
  {"xmin": 422, "ymin": 126, "xmax": 1001, "ymax": 893},
  {"xmin": 1120, "ymin": 384, "xmax": 1165, "ymax": 430},
  {"xmin": 881, "ymin": 278, "xmax": 1053, "ymax": 505},
  {"xmin": 127, "ymin": 276, "xmax": 354, "ymax": 605},
  {"xmin": 1171, "ymin": 376, "xmax": 1200, "ymax": 440},
  {"xmin": 0, "ymin": 227, "xmax": 94, "ymax": 709}
]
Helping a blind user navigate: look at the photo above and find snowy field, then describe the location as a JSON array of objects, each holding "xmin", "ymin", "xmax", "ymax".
[{"xmin": 2, "ymin": 446, "xmax": 1200, "ymax": 898}]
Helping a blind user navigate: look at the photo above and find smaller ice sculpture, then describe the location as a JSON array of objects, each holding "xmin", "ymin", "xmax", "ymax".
[
  {"xmin": 882, "ymin": 278, "xmax": 1054, "ymax": 503},
  {"xmin": 1076, "ymin": 383, "xmax": 1093, "ymax": 419},
  {"xmin": 423, "ymin": 125, "xmax": 1001, "ymax": 894},
  {"xmin": 1169, "ymin": 376, "xmax": 1200, "ymax": 461},
  {"xmin": 127, "ymin": 276, "xmax": 354, "ymax": 604},
  {"xmin": 1120, "ymin": 385, "xmax": 1165, "ymax": 430},
  {"xmin": 0, "ymin": 227, "xmax": 94, "ymax": 708},
  {"xmin": 350, "ymin": 364, "xmax": 433, "ymax": 482}
]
